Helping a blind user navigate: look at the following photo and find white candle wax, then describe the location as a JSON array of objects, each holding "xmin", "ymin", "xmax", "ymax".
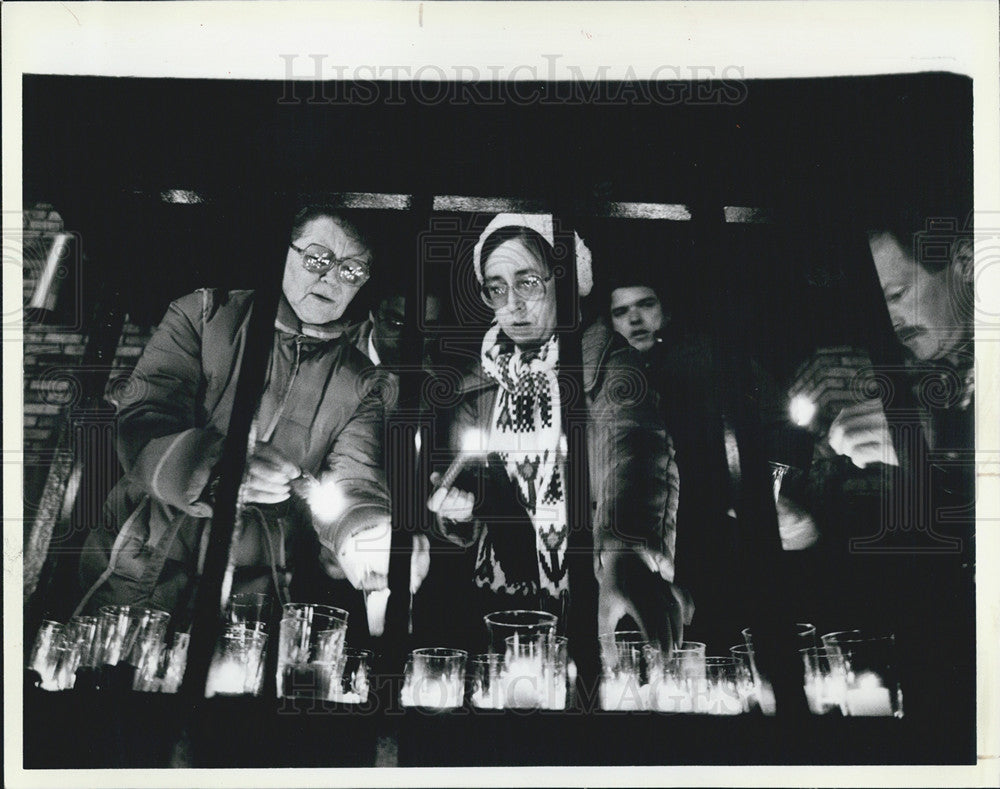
[
  {"xmin": 503, "ymin": 658, "xmax": 545, "ymax": 709},
  {"xmin": 845, "ymin": 673, "xmax": 894, "ymax": 716},
  {"xmin": 600, "ymin": 673, "xmax": 645, "ymax": 711},
  {"xmin": 206, "ymin": 657, "xmax": 247, "ymax": 696},
  {"xmin": 471, "ymin": 686, "xmax": 505, "ymax": 709},
  {"xmin": 653, "ymin": 680, "xmax": 695, "ymax": 713},
  {"xmin": 330, "ymin": 690, "xmax": 364, "ymax": 704},
  {"xmin": 696, "ymin": 684, "xmax": 744, "ymax": 715},
  {"xmin": 408, "ymin": 676, "xmax": 463, "ymax": 708}
]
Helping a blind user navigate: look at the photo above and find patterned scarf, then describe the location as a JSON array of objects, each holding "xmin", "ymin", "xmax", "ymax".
[{"xmin": 478, "ymin": 325, "xmax": 569, "ymax": 601}]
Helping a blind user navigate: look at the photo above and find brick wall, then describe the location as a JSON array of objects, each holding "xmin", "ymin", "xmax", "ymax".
[
  {"xmin": 22, "ymin": 204, "xmax": 78, "ymax": 516},
  {"xmin": 22, "ymin": 202, "xmax": 155, "ymax": 599},
  {"xmin": 104, "ymin": 320, "xmax": 155, "ymax": 406}
]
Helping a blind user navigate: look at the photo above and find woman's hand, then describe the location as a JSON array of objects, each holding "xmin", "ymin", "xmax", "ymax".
[
  {"xmin": 427, "ymin": 472, "xmax": 475, "ymax": 522},
  {"xmin": 241, "ymin": 443, "xmax": 301, "ymax": 504}
]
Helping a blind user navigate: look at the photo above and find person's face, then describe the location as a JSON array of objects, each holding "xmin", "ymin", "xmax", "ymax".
[
  {"xmin": 372, "ymin": 293, "xmax": 441, "ymax": 367},
  {"xmin": 609, "ymin": 286, "xmax": 665, "ymax": 353},
  {"xmin": 482, "ymin": 238, "xmax": 557, "ymax": 347},
  {"xmin": 870, "ymin": 231, "xmax": 963, "ymax": 362},
  {"xmin": 282, "ymin": 215, "xmax": 371, "ymax": 325}
]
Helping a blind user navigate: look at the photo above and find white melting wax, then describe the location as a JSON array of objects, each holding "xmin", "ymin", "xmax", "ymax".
[
  {"xmin": 599, "ymin": 673, "xmax": 646, "ymax": 711},
  {"xmin": 403, "ymin": 676, "xmax": 463, "ymax": 709},
  {"xmin": 845, "ymin": 673, "xmax": 894, "ymax": 716}
]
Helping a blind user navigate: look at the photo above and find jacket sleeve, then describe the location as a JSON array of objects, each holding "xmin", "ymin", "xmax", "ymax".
[
  {"xmin": 425, "ymin": 384, "xmax": 488, "ymax": 547},
  {"xmin": 313, "ymin": 368, "xmax": 393, "ymax": 558},
  {"xmin": 590, "ymin": 344, "xmax": 679, "ymax": 573},
  {"xmin": 115, "ymin": 290, "xmax": 224, "ymax": 518}
]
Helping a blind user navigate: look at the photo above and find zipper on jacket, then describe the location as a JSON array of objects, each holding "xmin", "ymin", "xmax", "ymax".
[{"xmin": 260, "ymin": 334, "xmax": 303, "ymax": 443}]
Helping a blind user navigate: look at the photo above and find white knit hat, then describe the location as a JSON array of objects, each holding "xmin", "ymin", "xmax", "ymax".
[{"xmin": 472, "ymin": 213, "xmax": 593, "ymax": 297}]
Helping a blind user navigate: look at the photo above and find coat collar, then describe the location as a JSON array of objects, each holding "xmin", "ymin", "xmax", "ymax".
[{"xmin": 273, "ymin": 294, "xmax": 353, "ymax": 341}]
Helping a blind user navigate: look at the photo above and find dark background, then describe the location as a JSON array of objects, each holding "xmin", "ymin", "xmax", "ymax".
[{"xmin": 22, "ymin": 73, "xmax": 975, "ymax": 763}]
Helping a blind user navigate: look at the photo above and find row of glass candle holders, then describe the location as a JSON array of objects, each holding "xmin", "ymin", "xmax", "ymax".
[
  {"xmin": 28, "ymin": 604, "xmax": 902, "ymax": 717},
  {"xmin": 28, "ymin": 607, "xmax": 188, "ymax": 693},
  {"xmin": 26, "ymin": 596, "xmax": 369, "ymax": 701}
]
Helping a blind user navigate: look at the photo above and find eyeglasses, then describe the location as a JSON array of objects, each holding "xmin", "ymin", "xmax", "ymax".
[
  {"xmin": 480, "ymin": 274, "xmax": 553, "ymax": 309},
  {"xmin": 290, "ymin": 242, "xmax": 371, "ymax": 286}
]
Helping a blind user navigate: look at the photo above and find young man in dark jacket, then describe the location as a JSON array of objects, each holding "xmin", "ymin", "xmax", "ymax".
[{"xmin": 77, "ymin": 207, "xmax": 396, "ymax": 627}]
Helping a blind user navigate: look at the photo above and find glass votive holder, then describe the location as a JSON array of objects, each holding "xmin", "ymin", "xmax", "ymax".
[
  {"xmin": 672, "ymin": 641, "xmax": 707, "ymax": 684},
  {"xmin": 277, "ymin": 603, "xmax": 349, "ymax": 698},
  {"xmin": 643, "ymin": 641, "xmax": 705, "ymax": 713},
  {"xmin": 468, "ymin": 653, "xmax": 505, "ymax": 709},
  {"xmin": 824, "ymin": 634, "xmax": 903, "ymax": 718},
  {"xmin": 326, "ymin": 647, "xmax": 373, "ymax": 703},
  {"xmin": 598, "ymin": 631, "xmax": 656, "ymax": 710},
  {"xmin": 96, "ymin": 605, "xmax": 170, "ymax": 668},
  {"xmin": 401, "ymin": 647, "xmax": 467, "ymax": 709},
  {"xmin": 742, "ymin": 623, "xmax": 817, "ymax": 650},
  {"xmin": 819, "ymin": 629, "xmax": 864, "ymax": 658},
  {"xmin": 133, "ymin": 634, "xmax": 168, "ymax": 693},
  {"xmin": 29, "ymin": 621, "xmax": 66, "ymax": 691},
  {"xmin": 227, "ymin": 592, "xmax": 270, "ymax": 635},
  {"xmin": 800, "ymin": 646, "xmax": 847, "ymax": 715},
  {"xmin": 695, "ymin": 657, "xmax": 746, "ymax": 715},
  {"xmin": 484, "ymin": 610, "xmax": 558, "ymax": 653},
  {"xmin": 502, "ymin": 633, "xmax": 568, "ymax": 710},
  {"xmin": 206, "ymin": 626, "xmax": 269, "ymax": 697},
  {"xmin": 729, "ymin": 644, "xmax": 760, "ymax": 712}
]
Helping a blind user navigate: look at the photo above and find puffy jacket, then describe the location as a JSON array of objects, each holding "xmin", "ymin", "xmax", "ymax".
[
  {"xmin": 77, "ymin": 289, "xmax": 391, "ymax": 615},
  {"xmin": 431, "ymin": 321, "xmax": 679, "ymax": 575}
]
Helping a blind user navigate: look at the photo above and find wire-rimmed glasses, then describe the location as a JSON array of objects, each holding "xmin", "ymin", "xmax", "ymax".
[
  {"xmin": 480, "ymin": 273, "xmax": 553, "ymax": 309},
  {"xmin": 289, "ymin": 242, "xmax": 371, "ymax": 286}
]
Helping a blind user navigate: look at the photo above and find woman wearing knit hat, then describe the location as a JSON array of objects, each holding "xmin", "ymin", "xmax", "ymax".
[{"xmin": 423, "ymin": 213, "xmax": 691, "ymax": 657}]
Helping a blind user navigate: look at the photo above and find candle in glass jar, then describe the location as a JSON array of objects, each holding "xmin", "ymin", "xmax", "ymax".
[
  {"xmin": 600, "ymin": 672, "xmax": 644, "ymax": 711},
  {"xmin": 409, "ymin": 676, "xmax": 462, "ymax": 708},
  {"xmin": 206, "ymin": 657, "xmax": 247, "ymax": 696},
  {"xmin": 653, "ymin": 679, "xmax": 694, "ymax": 713},
  {"xmin": 845, "ymin": 672, "xmax": 894, "ymax": 716},
  {"xmin": 697, "ymin": 683, "xmax": 743, "ymax": 715},
  {"xmin": 503, "ymin": 657, "xmax": 545, "ymax": 708},
  {"xmin": 471, "ymin": 685, "xmax": 505, "ymax": 709}
]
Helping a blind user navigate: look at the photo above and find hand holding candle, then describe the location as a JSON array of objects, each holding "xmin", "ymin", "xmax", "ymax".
[
  {"xmin": 241, "ymin": 443, "xmax": 301, "ymax": 504},
  {"xmin": 427, "ymin": 428, "xmax": 487, "ymax": 535}
]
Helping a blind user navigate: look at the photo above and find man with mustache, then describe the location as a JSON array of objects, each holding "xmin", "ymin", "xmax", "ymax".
[
  {"xmin": 827, "ymin": 224, "xmax": 974, "ymax": 466},
  {"xmin": 77, "ymin": 206, "xmax": 396, "ymax": 633}
]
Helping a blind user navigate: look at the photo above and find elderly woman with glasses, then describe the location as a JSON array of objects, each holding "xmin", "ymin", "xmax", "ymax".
[
  {"xmin": 77, "ymin": 206, "xmax": 407, "ymax": 637},
  {"xmin": 423, "ymin": 214, "xmax": 690, "ymax": 654}
]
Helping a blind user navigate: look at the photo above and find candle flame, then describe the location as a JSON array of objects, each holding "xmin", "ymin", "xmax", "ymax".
[
  {"xmin": 789, "ymin": 394, "xmax": 817, "ymax": 427},
  {"xmin": 460, "ymin": 427, "xmax": 486, "ymax": 454},
  {"xmin": 307, "ymin": 478, "xmax": 348, "ymax": 522}
]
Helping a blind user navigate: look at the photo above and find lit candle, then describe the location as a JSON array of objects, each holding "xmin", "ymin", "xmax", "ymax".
[
  {"xmin": 600, "ymin": 672, "xmax": 645, "ymax": 711},
  {"xmin": 696, "ymin": 683, "xmax": 743, "ymax": 715},
  {"xmin": 407, "ymin": 675, "xmax": 463, "ymax": 708},
  {"xmin": 439, "ymin": 428, "xmax": 487, "ymax": 489},
  {"xmin": 845, "ymin": 672, "xmax": 894, "ymax": 716},
  {"xmin": 502, "ymin": 657, "xmax": 545, "ymax": 709},
  {"xmin": 471, "ymin": 685, "xmax": 505, "ymax": 709},
  {"xmin": 653, "ymin": 679, "xmax": 694, "ymax": 713},
  {"xmin": 205, "ymin": 656, "xmax": 247, "ymax": 696}
]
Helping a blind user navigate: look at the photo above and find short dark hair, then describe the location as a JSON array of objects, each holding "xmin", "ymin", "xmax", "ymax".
[
  {"xmin": 479, "ymin": 226, "xmax": 557, "ymax": 277},
  {"xmin": 603, "ymin": 269, "xmax": 668, "ymax": 323},
  {"xmin": 289, "ymin": 204, "xmax": 375, "ymax": 269}
]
